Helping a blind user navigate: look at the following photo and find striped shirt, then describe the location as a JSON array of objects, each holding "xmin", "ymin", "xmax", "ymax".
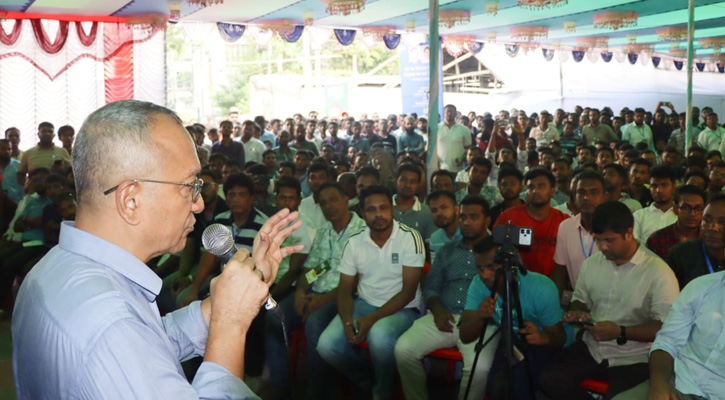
[
  {"xmin": 213, "ymin": 209, "xmax": 268, "ymax": 255},
  {"xmin": 339, "ymin": 221, "xmax": 425, "ymax": 308}
]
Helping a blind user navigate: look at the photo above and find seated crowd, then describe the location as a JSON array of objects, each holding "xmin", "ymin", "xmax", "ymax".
[{"xmin": 1, "ymin": 102, "xmax": 724, "ymax": 400}]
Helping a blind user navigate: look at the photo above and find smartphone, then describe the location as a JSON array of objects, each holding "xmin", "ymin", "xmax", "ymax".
[{"xmin": 661, "ymin": 101, "xmax": 671, "ymax": 108}]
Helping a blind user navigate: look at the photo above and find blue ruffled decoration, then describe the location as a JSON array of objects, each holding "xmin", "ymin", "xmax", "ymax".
[
  {"xmin": 334, "ymin": 29, "xmax": 356, "ymax": 46},
  {"xmin": 542, "ymin": 48, "xmax": 555, "ymax": 61},
  {"xmin": 696, "ymin": 62, "xmax": 705, "ymax": 72},
  {"xmin": 674, "ymin": 60, "xmax": 684, "ymax": 70},
  {"xmin": 652, "ymin": 56, "xmax": 661, "ymax": 68},
  {"xmin": 383, "ymin": 33, "xmax": 401, "ymax": 50},
  {"xmin": 217, "ymin": 22, "xmax": 245, "ymax": 43},
  {"xmin": 281, "ymin": 25, "xmax": 304, "ymax": 43},
  {"xmin": 505, "ymin": 44, "xmax": 519, "ymax": 57},
  {"xmin": 601, "ymin": 52, "xmax": 612, "ymax": 63},
  {"xmin": 470, "ymin": 41, "xmax": 484, "ymax": 54},
  {"xmin": 718, "ymin": 64, "xmax": 725, "ymax": 73},
  {"xmin": 628, "ymin": 53, "xmax": 638, "ymax": 65},
  {"xmin": 572, "ymin": 50, "xmax": 584, "ymax": 63}
]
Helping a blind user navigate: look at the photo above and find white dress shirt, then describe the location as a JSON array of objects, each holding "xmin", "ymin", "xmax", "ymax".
[{"xmin": 633, "ymin": 203, "xmax": 677, "ymax": 242}]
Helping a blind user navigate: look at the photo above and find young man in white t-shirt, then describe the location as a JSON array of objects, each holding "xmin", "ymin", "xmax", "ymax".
[{"xmin": 317, "ymin": 185, "xmax": 425, "ymax": 400}]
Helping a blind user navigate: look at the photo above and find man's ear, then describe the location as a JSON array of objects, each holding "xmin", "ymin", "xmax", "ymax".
[{"xmin": 114, "ymin": 181, "xmax": 142, "ymax": 226}]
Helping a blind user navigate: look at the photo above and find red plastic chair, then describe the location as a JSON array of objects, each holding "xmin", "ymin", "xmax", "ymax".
[{"xmin": 579, "ymin": 378, "xmax": 609, "ymax": 394}]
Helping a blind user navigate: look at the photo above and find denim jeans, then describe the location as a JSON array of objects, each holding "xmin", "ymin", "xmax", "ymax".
[
  {"xmin": 317, "ymin": 298, "xmax": 419, "ymax": 400},
  {"xmin": 264, "ymin": 291, "xmax": 338, "ymax": 399}
]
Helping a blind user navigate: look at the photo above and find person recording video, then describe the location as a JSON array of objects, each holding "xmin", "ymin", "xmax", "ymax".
[
  {"xmin": 12, "ymin": 101, "xmax": 304, "ymax": 399},
  {"xmin": 458, "ymin": 236, "xmax": 568, "ymax": 400}
]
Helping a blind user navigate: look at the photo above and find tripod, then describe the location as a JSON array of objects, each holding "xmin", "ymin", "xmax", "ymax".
[{"xmin": 463, "ymin": 245, "xmax": 535, "ymax": 400}]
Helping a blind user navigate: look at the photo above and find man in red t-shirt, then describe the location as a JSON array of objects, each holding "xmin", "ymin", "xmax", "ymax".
[{"xmin": 495, "ymin": 168, "xmax": 570, "ymax": 295}]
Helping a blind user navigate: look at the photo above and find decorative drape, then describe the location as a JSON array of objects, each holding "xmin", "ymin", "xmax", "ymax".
[
  {"xmin": 334, "ymin": 29, "xmax": 356, "ymax": 46},
  {"xmin": 469, "ymin": 41, "xmax": 483, "ymax": 54},
  {"xmin": 75, "ymin": 21, "xmax": 98, "ymax": 47},
  {"xmin": 627, "ymin": 53, "xmax": 638, "ymax": 65},
  {"xmin": 652, "ymin": 56, "xmax": 661, "ymax": 68},
  {"xmin": 217, "ymin": 22, "xmax": 245, "ymax": 42},
  {"xmin": 505, "ymin": 44, "xmax": 518, "ymax": 57},
  {"xmin": 104, "ymin": 22, "xmax": 134, "ymax": 103},
  {"xmin": 696, "ymin": 62, "xmax": 705, "ymax": 72},
  {"xmin": 718, "ymin": 64, "xmax": 724, "ymax": 73},
  {"xmin": 281, "ymin": 25, "xmax": 304, "ymax": 43},
  {"xmin": 601, "ymin": 52, "xmax": 612, "ymax": 63},
  {"xmin": 383, "ymin": 34, "xmax": 401, "ymax": 50},
  {"xmin": 674, "ymin": 60, "xmax": 684, "ymax": 70},
  {"xmin": 586, "ymin": 50, "xmax": 598, "ymax": 63},
  {"xmin": 30, "ymin": 19, "xmax": 69, "ymax": 54},
  {"xmin": 0, "ymin": 19, "xmax": 23, "ymax": 45},
  {"xmin": 571, "ymin": 50, "xmax": 584, "ymax": 63},
  {"xmin": 542, "ymin": 48, "xmax": 555, "ymax": 61}
]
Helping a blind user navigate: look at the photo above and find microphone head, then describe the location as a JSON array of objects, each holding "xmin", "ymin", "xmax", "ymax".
[{"xmin": 202, "ymin": 223, "xmax": 235, "ymax": 257}]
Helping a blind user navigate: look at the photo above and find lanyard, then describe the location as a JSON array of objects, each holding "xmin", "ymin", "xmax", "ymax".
[
  {"xmin": 703, "ymin": 242, "xmax": 715, "ymax": 274},
  {"xmin": 329, "ymin": 218, "xmax": 351, "ymax": 259},
  {"xmin": 579, "ymin": 226, "xmax": 595, "ymax": 258}
]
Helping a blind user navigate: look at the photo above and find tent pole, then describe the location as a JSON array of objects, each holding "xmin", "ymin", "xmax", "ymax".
[
  {"xmin": 685, "ymin": 0, "xmax": 695, "ymax": 152},
  {"xmin": 427, "ymin": 0, "xmax": 440, "ymax": 187}
]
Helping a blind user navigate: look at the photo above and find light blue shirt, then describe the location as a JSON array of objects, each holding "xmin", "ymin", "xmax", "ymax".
[
  {"xmin": 1, "ymin": 158, "xmax": 23, "ymax": 203},
  {"xmin": 650, "ymin": 271, "xmax": 725, "ymax": 398},
  {"xmin": 12, "ymin": 222, "xmax": 257, "ymax": 400},
  {"xmin": 428, "ymin": 226, "xmax": 462, "ymax": 264},
  {"xmin": 260, "ymin": 130, "xmax": 276, "ymax": 148}
]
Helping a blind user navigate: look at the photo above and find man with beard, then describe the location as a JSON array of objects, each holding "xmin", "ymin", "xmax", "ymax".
[
  {"xmin": 397, "ymin": 116, "xmax": 425, "ymax": 156},
  {"xmin": 17, "ymin": 122, "xmax": 71, "ymax": 186},
  {"xmin": 633, "ymin": 165, "xmax": 677, "ymax": 241},
  {"xmin": 530, "ymin": 110, "xmax": 560, "ymax": 147},
  {"xmin": 395, "ymin": 195, "xmax": 491, "ymax": 400},
  {"xmin": 488, "ymin": 167, "xmax": 525, "ymax": 229},
  {"xmin": 665, "ymin": 193, "xmax": 725, "ymax": 289},
  {"xmin": 299, "ymin": 163, "xmax": 329, "ymax": 229},
  {"xmin": 430, "ymin": 170, "xmax": 456, "ymax": 193},
  {"xmin": 318, "ymin": 185, "xmax": 424, "ymax": 400},
  {"xmin": 645, "ymin": 185, "xmax": 705, "ymax": 261},
  {"xmin": 210, "ymin": 120, "xmax": 245, "ymax": 168},
  {"xmin": 553, "ymin": 171, "xmax": 607, "ymax": 298},
  {"xmin": 602, "ymin": 163, "xmax": 642, "ymax": 214},
  {"xmin": 273, "ymin": 130, "xmax": 297, "ymax": 164},
  {"xmin": 291, "ymin": 123, "xmax": 320, "ymax": 157},
  {"xmin": 708, "ymin": 160, "xmax": 725, "ymax": 195},
  {"xmin": 265, "ymin": 182, "xmax": 366, "ymax": 400},
  {"xmin": 541, "ymin": 201, "xmax": 679, "ymax": 400},
  {"xmin": 324, "ymin": 122, "xmax": 347, "ymax": 161},
  {"xmin": 494, "ymin": 168, "xmax": 570, "ymax": 292},
  {"xmin": 426, "ymin": 190, "xmax": 461, "ymax": 263},
  {"xmin": 437, "ymin": 104, "xmax": 472, "ymax": 172},
  {"xmin": 550, "ymin": 157, "xmax": 571, "ymax": 206},
  {"xmin": 622, "ymin": 108, "xmax": 655, "ymax": 151},
  {"xmin": 698, "ymin": 113, "xmax": 724, "ymax": 152},
  {"xmin": 393, "ymin": 164, "xmax": 435, "ymax": 240},
  {"xmin": 376, "ymin": 119, "xmax": 397, "ymax": 154},
  {"xmin": 582, "ymin": 109, "xmax": 617, "ymax": 145},
  {"xmin": 455, "ymin": 157, "xmax": 503, "ymax": 207},
  {"xmin": 628, "ymin": 158, "xmax": 654, "ymax": 208}
]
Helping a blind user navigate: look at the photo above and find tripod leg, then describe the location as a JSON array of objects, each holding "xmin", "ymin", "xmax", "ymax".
[
  {"xmin": 511, "ymin": 275, "xmax": 536, "ymax": 400},
  {"xmin": 462, "ymin": 267, "xmax": 505, "ymax": 400}
]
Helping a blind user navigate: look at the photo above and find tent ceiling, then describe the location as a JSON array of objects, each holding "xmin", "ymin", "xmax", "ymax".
[{"xmin": 2, "ymin": 0, "xmax": 725, "ymax": 54}]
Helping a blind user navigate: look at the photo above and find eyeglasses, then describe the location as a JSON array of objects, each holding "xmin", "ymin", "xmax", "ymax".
[
  {"xmin": 103, "ymin": 178, "xmax": 206, "ymax": 203},
  {"xmin": 678, "ymin": 204, "xmax": 705, "ymax": 214}
]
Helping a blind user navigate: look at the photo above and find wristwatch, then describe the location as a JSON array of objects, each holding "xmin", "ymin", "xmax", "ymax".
[{"xmin": 616, "ymin": 326, "xmax": 627, "ymax": 345}]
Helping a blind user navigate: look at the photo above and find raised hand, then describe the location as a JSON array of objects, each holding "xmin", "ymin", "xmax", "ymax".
[{"xmin": 252, "ymin": 208, "xmax": 305, "ymax": 286}]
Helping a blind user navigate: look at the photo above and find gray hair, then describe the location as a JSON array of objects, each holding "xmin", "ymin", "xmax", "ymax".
[{"xmin": 73, "ymin": 100, "xmax": 182, "ymax": 207}]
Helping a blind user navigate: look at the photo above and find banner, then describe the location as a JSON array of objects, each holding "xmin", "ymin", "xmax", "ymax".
[{"xmin": 399, "ymin": 43, "xmax": 444, "ymax": 118}]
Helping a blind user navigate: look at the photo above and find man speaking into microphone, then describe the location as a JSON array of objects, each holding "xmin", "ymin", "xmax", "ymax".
[{"xmin": 11, "ymin": 100, "xmax": 303, "ymax": 399}]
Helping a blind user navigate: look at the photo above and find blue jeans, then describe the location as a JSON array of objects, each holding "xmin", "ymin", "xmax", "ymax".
[
  {"xmin": 264, "ymin": 291, "xmax": 338, "ymax": 399},
  {"xmin": 317, "ymin": 298, "xmax": 419, "ymax": 400}
]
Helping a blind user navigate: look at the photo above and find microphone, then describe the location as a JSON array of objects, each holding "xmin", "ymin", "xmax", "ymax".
[{"xmin": 202, "ymin": 223, "xmax": 278, "ymax": 311}]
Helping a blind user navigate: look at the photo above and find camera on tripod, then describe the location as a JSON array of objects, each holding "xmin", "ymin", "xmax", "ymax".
[{"xmin": 492, "ymin": 221, "xmax": 532, "ymax": 274}]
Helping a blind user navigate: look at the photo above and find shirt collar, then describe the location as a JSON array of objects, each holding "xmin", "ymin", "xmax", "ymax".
[
  {"xmin": 393, "ymin": 194, "xmax": 421, "ymax": 211},
  {"xmin": 364, "ymin": 220, "xmax": 399, "ymax": 246},
  {"xmin": 58, "ymin": 222, "xmax": 162, "ymax": 301}
]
